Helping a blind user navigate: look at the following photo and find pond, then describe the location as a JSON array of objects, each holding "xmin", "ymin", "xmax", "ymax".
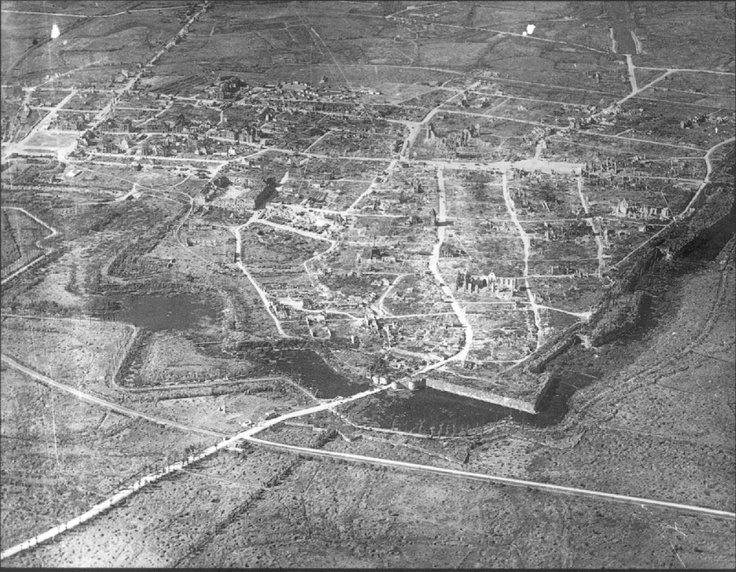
[
  {"xmin": 105, "ymin": 293, "xmax": 220, "ymax": 332},
  {"xmin": 264, "ymin": 348, "xmax": 370, "ymax": 399}
]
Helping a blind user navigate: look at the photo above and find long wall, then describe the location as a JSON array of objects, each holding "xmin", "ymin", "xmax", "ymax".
[{"xmin": 425, "ymin": 377, "xmax": 548, "ymax": 414}]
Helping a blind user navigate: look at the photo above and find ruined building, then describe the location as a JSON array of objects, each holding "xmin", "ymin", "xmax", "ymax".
[
  {"xmin": 614, "ymin": 198, "xmax": 671, "ymax": 220},
  {"xmin": 456, "ymin": 270, "xmax": 520, "ymax": 298}
]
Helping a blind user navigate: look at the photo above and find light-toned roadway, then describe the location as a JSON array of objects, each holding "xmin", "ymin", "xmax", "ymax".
[
  {"xmin": 501, "ymin": 171, "xmax": 545, "ymax": 350},
  {"xmin": 576, "ymin": 173, "xmax": 610, "ymax": 278},
  {"xmin": 610, "ymin": 136, "xmax": 736, "ymax": 271},
  {"xmin": 2, "ymin": 13, "xmax": 735, "ymax": 562},
  {"xmin": 252, "ymin": 215, "xmax": 339, "ymax": 287},
  {"xmin": 0, "ymin": 207, "xmax": 58, "ymax": 286},
  {"xmin": 0, "ymin": 354, "xmax": 222, "ymax": 438},
  {"xmin": 245, "ymin": 434, "xmax": 736, "ymax": 522},
  {"xmin": 2, "ymin": 351, "xmax": 732, "ymax": 563},
  {"xmin": 231, "ymin": 216, "xmax": 293, "ymax": 338},
  {"xmin": 0, "ymin": 356, "xmax": 387, "ymax": 561},
  {"xmin": 425, "ymin": 166, "xmax": 473, "ymax": 367}
]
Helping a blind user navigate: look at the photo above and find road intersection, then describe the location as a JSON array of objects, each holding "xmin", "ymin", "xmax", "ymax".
[{"xmin": 1, "ymin": 2, "xmax": 734, "ymax": 563}]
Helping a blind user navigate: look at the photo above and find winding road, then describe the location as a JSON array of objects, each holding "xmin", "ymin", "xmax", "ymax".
[
  {"xmin": 610, "ymin": 136, "xmax": 735, "ymax": 271},
  {"xmin": 501, "ymin": 171, "xmax": 544, "ymax": 350},
  {"xmin": 424, "ymin": 166, "xmax": 473, "ymax": 368},
  {"xmin": 1, "ymin": 4, "xmax": 735, "ymax": 563}
]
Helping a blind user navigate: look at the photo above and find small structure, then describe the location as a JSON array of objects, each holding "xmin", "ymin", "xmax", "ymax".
[{"xmin": 402, "ymin": 378, "xmax": 426, "ymax": 391}]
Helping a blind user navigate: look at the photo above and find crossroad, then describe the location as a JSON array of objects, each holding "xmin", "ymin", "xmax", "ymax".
[
  {"xmin": 231, "ymin": 221, "xmax": 293, "ymax": 338},
  {"xmin": 2, "ymin": 352, "xmax": 733, "ymax": 563},
  {"xmin": 0, "ymin": 375, "xmax": 387, "ymax": 561},
  {"xmin": 1, "ymin": 3, "xmax": 735, "ymax": 564}
]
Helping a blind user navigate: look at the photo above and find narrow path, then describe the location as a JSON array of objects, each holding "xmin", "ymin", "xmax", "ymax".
[
  {"xmin": 634, "ymin": 66, "xmax": 735, "ymax": 75},
  {"xmin": 534, "ymin": 304, "xmax": 592, "ymax": 320},
  {"xmin": 0, "ymin": 9, "xmax": 89, "ymax": 17},
  {"xmin": 87, "ymin": 1, "xmax": 211, "ymax": 132},
  {"xmin": 0, "ymin": 207, "xmax": 59, "ymax": 285},
  {"xmin": 346, "ymin": 159, "xmax": 396, "ymax": 213},
  {"xmin": 400, "ymin": 87, "xmax": 468, "ymax": 158},
  {"xmin": 625, "ymin": 54, "xmax": 637, "ymax": 93},
  {"xmin": 501, "ymin": 172, "xmax": 543, "ymax": 349},
  {"xmin": 593, "ymin": 67, "xmax": 673, "ymax": 119},
  {"xmin": 231, "ymin": 221, "xmax": 292, "ymax": 338},
  {"xmin": 631, "ymin": 32, "xmax": 642, "ymax": 55},
  {"xmin": 425, "ymin": 167, "xmax": 473, "ymax": 366},
  {"xmin": 576, "ymin": 173, "xmax": 609, "ymax": 278},
  {"xmin": 0, "ymin": 383, "xmax": 388, "ymax": 561},
  {"xmin": 302, "ymin": 128, "xmax": 333, "ymax": 153},
  {"xmin": 303, "ymin": 240, "xmax": 338, "ymax": 287},
  {"xmin": 0, "ymin": 5, "xmax": 189, "ymax": 18},
  {"xmin": 610, "ymin": 136, "xmax": 735, "ymax": 271},
  {"xmin": 404, "ymin": 19, "xmax": 608, "ymax": 56},
  {"xmin": 244, "ymin": 434, "xmax": 736, "ymax": 521},
  {"xmin": 251, "ymin": 216, "xmax": 338, "ymax": 288},
  {"xmin": 0, "ymin": 354, "xmax": 223, "ymax": 438},
  {"xmin": 609, "ymin": 27, "xmax": 618, "ymax": 54},
  {"xmin": 376, "ymin": 273, "xmax": 409, "ymax": 317}
]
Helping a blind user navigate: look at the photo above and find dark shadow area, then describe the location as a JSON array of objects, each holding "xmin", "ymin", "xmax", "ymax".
[
  {"xmin": 104, "ymin": 292, "xmax": 220, "ymax": 332},
  {"xmin": 263, "ymin": 347, "xmax": 370, "ymax": 399}
]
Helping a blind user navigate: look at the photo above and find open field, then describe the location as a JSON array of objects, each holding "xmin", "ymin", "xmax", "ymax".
[
  {"xmin": 0, "ymin": 315, "xmax": 134, "ymax": 393},
  {"xmin": 0, "ymin": 365, "xmax": 213, "ymax": 553},
  {"xmin": 0, "ymin": 207, "xmax": 53, "ymax": 280}
]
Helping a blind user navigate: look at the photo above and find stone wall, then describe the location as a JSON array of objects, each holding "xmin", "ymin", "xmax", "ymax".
[{"xmin": 424, "ymin": 374, "xmax": 553, "ymax": 415}]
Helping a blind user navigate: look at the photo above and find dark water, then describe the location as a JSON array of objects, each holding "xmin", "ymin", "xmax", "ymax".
[
  {"xmin": 107, "ymin": 293, "xmax": 219, "ymax": 332},
  {"xmin": 356, "ymin": 371, "xmax": 594, "ymax": 433},
  {"xmin": 264, "ymin": 348, "xmax": 370, "ymax": 399},
  {"xmin": 606, "ymin": 1, "xmax": 637, "ymax": 54}
]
